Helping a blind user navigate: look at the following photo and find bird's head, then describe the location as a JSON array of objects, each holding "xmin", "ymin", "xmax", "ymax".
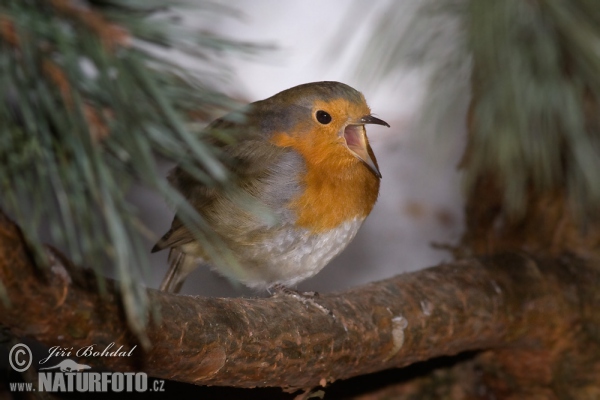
[{"xmin": 260, "ymin": 81, "xmax": 389, "ymax": 179}]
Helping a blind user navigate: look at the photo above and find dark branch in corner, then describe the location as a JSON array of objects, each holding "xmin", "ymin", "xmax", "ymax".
[{"xmin": 0, "ymin": 212, "xmax": 592, "ymax": 391}]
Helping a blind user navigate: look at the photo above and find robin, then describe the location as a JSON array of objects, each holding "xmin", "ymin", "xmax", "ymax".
[{"xmin": 152, "ymin": 81, "xmax": 389, "ymax": 293}]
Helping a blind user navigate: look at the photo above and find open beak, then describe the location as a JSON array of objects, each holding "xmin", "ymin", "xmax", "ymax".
[{"xmin": 343, "ymin": 115, "xmax": 389, "ymax": 178}]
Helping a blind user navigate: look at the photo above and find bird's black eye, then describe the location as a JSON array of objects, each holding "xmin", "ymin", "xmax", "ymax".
[{"xmin": 316, "ymin": 110, "xmax": 332, "ymax": 124}]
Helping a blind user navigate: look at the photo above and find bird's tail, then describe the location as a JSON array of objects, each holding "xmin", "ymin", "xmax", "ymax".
[{"xmin": 159, "ymin": 248, "xmax": 198, "ymax": 293}]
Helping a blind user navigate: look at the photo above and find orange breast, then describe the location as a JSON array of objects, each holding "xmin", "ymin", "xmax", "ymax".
[{"xmin": 271, "ymin": 130, "xmax": 380, "ymax": 233}]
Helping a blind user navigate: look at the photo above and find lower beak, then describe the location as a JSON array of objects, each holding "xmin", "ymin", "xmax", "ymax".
[
  {"xmin": 343, "ymin": 114, "xmax": 389, "ymax": 178},
  {"xmin": 344, "ymin": 124, "xmax": 382, "ymax": 178}
]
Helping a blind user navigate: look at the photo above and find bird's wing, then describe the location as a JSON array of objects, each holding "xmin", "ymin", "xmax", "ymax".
[{"xmin": 152, "ymin": 116, "xmax": 304, "ymax": 253}]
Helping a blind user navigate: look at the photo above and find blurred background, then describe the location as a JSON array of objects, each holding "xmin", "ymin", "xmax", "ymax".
[{"xmin": 141, "ymin": 0, "xmax": 468, "ymax": 296}]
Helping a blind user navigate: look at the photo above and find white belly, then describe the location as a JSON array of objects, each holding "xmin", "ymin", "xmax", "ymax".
[{"xmin": 209, "ymin": 217, "xmax": 364, "ymax": 289}]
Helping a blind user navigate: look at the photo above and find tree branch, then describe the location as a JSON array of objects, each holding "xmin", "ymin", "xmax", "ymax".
[{"xmin": 0, "ymin": 212, "xmax": 593, "ymax": 391}]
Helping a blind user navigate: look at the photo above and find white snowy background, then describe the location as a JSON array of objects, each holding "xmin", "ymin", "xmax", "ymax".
[{"xmin": 140, "ymin": 0, "xmax": 468, "ymax": 296}]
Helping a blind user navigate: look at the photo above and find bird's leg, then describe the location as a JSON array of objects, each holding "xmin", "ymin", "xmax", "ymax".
[{"xmin": 269, "ymin": 284, "xmax": 333, "ymax": 317}]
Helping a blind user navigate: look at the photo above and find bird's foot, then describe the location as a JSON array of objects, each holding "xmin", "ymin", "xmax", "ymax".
[{"xmin": 269, "ymin": 284, "xmax": 333, "ymax": 317}]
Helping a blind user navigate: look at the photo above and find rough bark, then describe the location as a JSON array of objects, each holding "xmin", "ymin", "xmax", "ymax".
[{"xmin": 1, "ymin": 212, "xmax": 598, "ymax": 395}]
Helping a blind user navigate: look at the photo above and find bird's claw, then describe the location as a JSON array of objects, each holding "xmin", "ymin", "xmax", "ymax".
[{"xmin": 269, "ymin": 284, "xmax": 333, "ymax": 317}]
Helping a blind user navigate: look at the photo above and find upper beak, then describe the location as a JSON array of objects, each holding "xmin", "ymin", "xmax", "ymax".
[
  {"xmin": 344, "ymin": 114, "xmax": 390, "ymax": 179},
  {"xmin": 360, "ymin": 115, "xmax": 390, "ymax": 128}
]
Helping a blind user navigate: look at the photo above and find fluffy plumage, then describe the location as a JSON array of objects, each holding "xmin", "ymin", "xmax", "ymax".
[{"xmin": 152, "ymin": 81, "xmax": 389, "ymax": 292}]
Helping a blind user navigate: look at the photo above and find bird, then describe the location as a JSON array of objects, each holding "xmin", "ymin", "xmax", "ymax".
[{"xmin": 152, "ymin": 81, "xmax": 389, "ymax": 294}]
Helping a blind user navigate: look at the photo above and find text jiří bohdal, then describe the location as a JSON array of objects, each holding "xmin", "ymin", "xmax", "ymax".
[{"xmin": 39, "ymin": 342, "xmax": 137, "ymax": 365}]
